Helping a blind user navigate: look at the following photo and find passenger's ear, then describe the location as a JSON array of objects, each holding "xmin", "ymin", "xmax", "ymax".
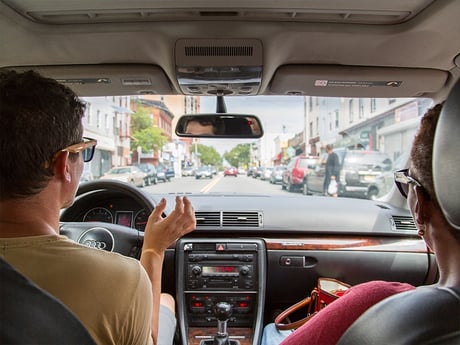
[
  {"xmin": 53, "ymin": 151, "xmax": 72, "ymax": 182},
  {"xmin": 413, "ymin": 186, "xmax": 430, "ymax": 224}
]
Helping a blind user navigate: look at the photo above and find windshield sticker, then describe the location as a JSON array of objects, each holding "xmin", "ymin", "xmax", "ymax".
[{"xmin": 315, "ymin": 80, "xmax": 402, "ymax": 88}]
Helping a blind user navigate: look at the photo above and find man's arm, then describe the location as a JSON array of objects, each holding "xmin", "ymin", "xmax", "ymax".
[{"xmin": 140, "ymin": 196, "xmax": 196, "ymax": 344}]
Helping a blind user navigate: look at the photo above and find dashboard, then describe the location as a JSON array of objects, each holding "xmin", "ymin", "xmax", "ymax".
[{"xmin": 60, "ymin": 182, "xmax": 437, "ymax": 345}]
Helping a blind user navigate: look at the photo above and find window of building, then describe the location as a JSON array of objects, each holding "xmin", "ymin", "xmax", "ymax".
[
  {"xmin": 348, "ymin": 99, "xmax": 354, "ymax": 123},
  {"xmin": 85, "ymin": 102, "xmax": 92, "ymax": 125},
  {"xmin": 371, "ymin": 98, "xmax": 376, "ymax": 112},
  {"xmin": 359, "ymin": 99, "xmax": 364, "ymax": 119}
]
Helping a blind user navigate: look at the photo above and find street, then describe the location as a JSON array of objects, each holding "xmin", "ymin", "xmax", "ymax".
[{"xmin": 143, "ymin": 173, "xmax": 290, "ymax": 195}]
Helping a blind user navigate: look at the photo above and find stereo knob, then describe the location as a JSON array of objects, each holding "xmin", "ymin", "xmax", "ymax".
[
  {"xmin": 240, "ymin": 265, "xmax": 250, "ymax": 275},
  {"xmin": 192, "ymin": 265, "xmax": 202, "ymax": 276}
]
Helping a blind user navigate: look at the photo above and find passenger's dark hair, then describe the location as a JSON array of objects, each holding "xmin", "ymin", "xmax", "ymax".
[
  {"xmin": 0, "ymin": 70, "xmax": 86, "ymax": 200},
  {"xmin": 410, "ymin": 104, "xmax": 441, "ymax": 207}
]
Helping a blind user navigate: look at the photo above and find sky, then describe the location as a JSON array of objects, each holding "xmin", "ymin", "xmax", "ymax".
[{"xmin": 198, "ymin": 95, "xmax": 306, "ymax": 155}]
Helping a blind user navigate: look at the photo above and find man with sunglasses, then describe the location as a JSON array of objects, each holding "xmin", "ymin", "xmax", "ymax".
[{"xmin": 0, "ymin": 70, "xmax": 196, "ymax": 344}]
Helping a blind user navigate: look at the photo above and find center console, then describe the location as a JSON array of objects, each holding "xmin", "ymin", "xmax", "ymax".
[{"xmin": 176, "ymin": 238, "xmax": 266, "ymax": 345}]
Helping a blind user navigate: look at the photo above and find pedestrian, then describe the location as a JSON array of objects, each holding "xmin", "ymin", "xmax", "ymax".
[{"xmin": 323, "ymin": 144, "xmax": 340, "ymax": 196}]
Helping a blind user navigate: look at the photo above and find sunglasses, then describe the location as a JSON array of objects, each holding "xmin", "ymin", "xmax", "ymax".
[
  {"xmin": 394, "ymin": 168, "xmax": 422, "ymax": 198},
  {"xmin": 46, "ymin": 137, "xmax": 97, "ymax": 168}
]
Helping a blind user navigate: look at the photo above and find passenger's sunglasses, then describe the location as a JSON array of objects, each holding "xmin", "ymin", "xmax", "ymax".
[
  {"xmin": 394, "ymin": 168, "xmax": 422, "ymax": 199},
  {"xmin": 46, "ymin": 137, "xmax": 97, "ymax": 168}
]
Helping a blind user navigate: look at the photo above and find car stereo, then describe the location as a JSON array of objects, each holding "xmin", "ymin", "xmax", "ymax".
[{"xmin": 176, "ymin": 238, "xmax": 266, "ymax": 345}]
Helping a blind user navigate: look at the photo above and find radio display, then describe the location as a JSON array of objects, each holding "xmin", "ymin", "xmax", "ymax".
[{"xmin": 202, "ymin": 266, "xmax": 239, "ymax": 276}]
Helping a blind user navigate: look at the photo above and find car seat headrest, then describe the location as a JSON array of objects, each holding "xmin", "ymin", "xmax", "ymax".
[{"xmin": 433, "ymin": 78, "xmax": 460, "ymax": 231}]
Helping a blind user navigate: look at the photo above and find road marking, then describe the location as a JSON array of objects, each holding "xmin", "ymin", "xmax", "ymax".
[{"xmin": 200, "ymin": 175, "xmax": 223, "ymax": 193}]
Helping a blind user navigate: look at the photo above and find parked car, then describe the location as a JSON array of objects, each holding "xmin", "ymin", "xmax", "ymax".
[
  {"xmin": 261, "ymin": 167, "xmax": 273, "ymax": 181},
  {"xmin": 252, "ymin": 166, "xmax": 265, "ymax": 179},
  {"xmin": 270, "ymin": 166, "xmax": 286, "ymax": 184},
  {"xmin": 195, "ymin": 166, "xmax": 213, "ymax": 179},
  {"xmin": 100, "ymin": 166, "xmax": 146, "ymax": 187},
  {"xmin": 303, "ymin": 149, "xmax": 392, "ymax": 199},
  {"xmin": 181, "ymin": 167, "xmax": 195, "ymax": 177},
  {"xmin": 135, "ymin": 163, "xmax": 158, "ymax": 186},
  {"xmin": 369, "ymin": 151, "xmax": 409, "ymax": 199},
  {"xmin": 224, "ymin": 167, "xmax": 238, "ymax": 177},
  {"xmin": 246, "ymin": 167, "xmax": 255, "ymax": 177},
  {"xmin": 156, "ymin": 165, "xmax": 174, "ymax": 182},
  {"xmin": 282, "ymin": 156, "xmax": 319, "ymax": 192}
]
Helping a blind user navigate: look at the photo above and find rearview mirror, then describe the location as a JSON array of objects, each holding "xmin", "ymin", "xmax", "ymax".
[{"xmin": 175, "ymin": 114, "xmax": 263, "ymax": 138}]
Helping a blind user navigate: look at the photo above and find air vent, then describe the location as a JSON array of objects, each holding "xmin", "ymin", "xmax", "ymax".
[
  {"xmin": 223, "ymin": 212, "xmax": 262, "ymax": 227},
  {"xmin": 391, "ymin": 216, "xmax": 417, "ymax": 231},
  {"xmin": 184, "ymin": 46, "xmax": 253, "ymax": 57},
  {"xmin": 194, "ymin": 211, "xmax": 262, "ymax": 228},
  {"xmin": 195, "ymin": 212, "xmax": 221, "ymax": 227}
]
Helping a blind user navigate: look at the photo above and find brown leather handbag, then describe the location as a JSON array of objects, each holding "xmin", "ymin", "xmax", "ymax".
[{"xmin": 274, "ymin": 278, "xmax": 351, "ymax": 330}]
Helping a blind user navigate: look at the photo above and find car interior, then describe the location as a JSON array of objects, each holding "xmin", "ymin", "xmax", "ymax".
[{"xmin": 1, "ymin": 1, "xmax": 460, "ymax": 344}]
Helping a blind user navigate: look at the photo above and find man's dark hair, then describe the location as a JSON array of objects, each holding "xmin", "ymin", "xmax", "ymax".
[{"xmin": 0, "ymin": 70, "xmax": 86, "ymax": 200}]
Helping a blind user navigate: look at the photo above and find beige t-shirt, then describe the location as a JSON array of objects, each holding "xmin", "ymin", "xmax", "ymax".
[{"xmin": 0, "ymin": 235, "xmax": 153, "ymax": 345}]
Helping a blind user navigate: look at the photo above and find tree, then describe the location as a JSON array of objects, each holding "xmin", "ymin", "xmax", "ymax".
[
  {"xmin": 223, "ymin": 143, "xmax": 251, "ymax": 167},
  {"xmin": 131, "ymin": 106, "xmax": 167, "ymax": 152},
  {"xmin": 196, "ymin": 144, "xmax": 222, "ymax": 166}
]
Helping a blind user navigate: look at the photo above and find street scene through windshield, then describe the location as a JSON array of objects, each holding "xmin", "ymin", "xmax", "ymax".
[{"xmin": 82, "ymin": 95, "xmax": 431, "ymax": 199}]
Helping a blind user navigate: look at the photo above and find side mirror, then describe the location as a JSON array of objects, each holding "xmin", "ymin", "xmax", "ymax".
[{"xmin": 175, "ymin": 114, "xmax": 263, "ymax": 138}]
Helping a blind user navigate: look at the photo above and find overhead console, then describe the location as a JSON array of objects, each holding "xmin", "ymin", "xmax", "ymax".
[
  {"xmin": 176, "ymin": 238, "xmax": 266, "ymax": 345},
  {"xmin": 175, "ymin": 39, "xmax": 263, "ymax": 96}
]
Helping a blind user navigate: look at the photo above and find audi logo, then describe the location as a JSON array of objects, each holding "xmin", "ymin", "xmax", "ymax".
[
  {"xmin": 77, "ymin": 227, "xmax": 114, "ymax": 252},
  {"xmin": 82, "ymin": 240, "xmax": 107, "ymax": 250}
]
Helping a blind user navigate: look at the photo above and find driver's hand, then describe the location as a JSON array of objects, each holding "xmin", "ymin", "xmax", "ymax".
[{"xmin": 142, "ymin": 196, "xmax": 195, "ymax": 256}]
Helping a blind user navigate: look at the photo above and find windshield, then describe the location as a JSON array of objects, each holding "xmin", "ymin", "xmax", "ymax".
[{"xmin": 81, "ymin": 95, "xmax": 432, "ymax": 200}]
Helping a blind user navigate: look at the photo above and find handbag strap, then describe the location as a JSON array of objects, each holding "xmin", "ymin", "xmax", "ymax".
[{"xmin": 274, "ymin": 290, "xmax": 318, "ymax": 330}]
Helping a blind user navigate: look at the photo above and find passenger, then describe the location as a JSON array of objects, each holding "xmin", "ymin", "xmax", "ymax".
[
  {"xmin": 262, "ymin": 104, "xmax": 448, "ymax": 345},
  {"xmin": 0, "ymin": 70, "xmax": 196, "ymax": 345},
  {"xmin": 337, "ymin": 102, "xmax": 460, "ymax": 344}
]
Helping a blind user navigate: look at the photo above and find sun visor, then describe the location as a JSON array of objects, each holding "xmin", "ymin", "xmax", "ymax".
[
  {"xmin": 269, "ymin": 65, "xmax": 448, "ymax": 98},
  {"xmin": 4, "ymin": 64, "xmax": 173, "ymax": 97}
]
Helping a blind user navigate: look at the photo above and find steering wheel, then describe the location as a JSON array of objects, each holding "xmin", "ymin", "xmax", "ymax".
[{"xmin": 59, "ymin": 180, "xmax": 156, "ymax": 257}]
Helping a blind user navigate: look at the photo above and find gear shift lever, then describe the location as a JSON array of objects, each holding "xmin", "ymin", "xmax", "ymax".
[{"xmin": 200, "ymin": 302, "xmax": 240, "ymax": 345}]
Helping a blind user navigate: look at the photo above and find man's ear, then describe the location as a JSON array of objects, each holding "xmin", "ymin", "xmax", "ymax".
[
  {"xmin": 53, "ymin": 151, "xmax": 72, "ymax": 182},
  {"xmin": 413, "ymin": 185, "xmax": 431, "ymax": 225}
]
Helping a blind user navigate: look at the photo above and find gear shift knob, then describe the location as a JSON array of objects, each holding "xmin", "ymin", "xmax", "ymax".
[
  {"xmin": 200, "ymin": 302, "xmax": 239, "ymax": 345},
  {"xmin": 214, "ymin": 302, "xmax": 232, "ymax": 322}
]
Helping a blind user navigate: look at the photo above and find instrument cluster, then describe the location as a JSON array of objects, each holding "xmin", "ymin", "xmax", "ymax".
[{"xmin": 82, "ymin": 206, "xmax": 149, "ymax": 232}]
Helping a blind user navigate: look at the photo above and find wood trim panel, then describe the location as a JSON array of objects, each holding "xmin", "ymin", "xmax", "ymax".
[
  {"xmin": 264, "ymin": 236, "xmax": 429, "ymax": 253},
  {"xmin": 188, "ymin": 327, "xmax": 252, "ymax": 345}
]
